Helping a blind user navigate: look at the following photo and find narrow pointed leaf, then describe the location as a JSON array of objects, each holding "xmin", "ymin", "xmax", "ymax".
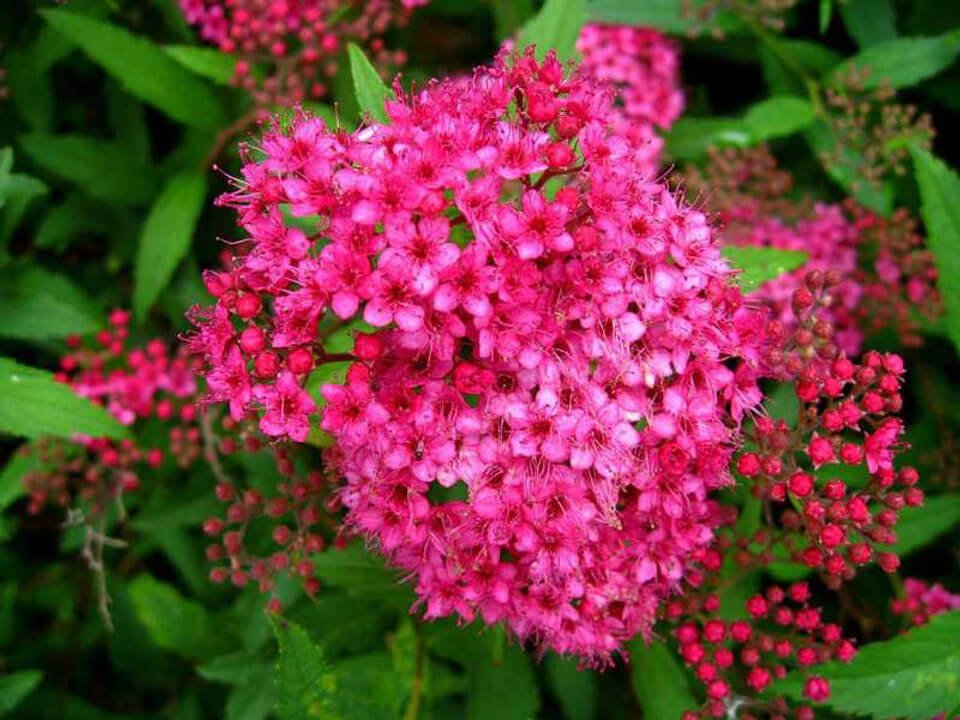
[
  {"xmin": 133, "ymin": 171, "xmax": 207, "ymax": 321},
  {"xmin": 347, "ymin": 43, "xmax": 391, "ymax": 124}
]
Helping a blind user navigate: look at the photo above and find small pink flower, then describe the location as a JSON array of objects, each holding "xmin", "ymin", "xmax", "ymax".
[{"xmin": 253, "ymin": 371, "xmax": 317, "ymax": 442}]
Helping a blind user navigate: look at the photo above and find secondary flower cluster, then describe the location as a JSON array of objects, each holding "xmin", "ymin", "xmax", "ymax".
[
  {"xmin": 736, "ymin": 279, "xmax": 922, "ymax": 588},
  {"xmin": 188, "ymin": 48, "xmax": 768, "ymax": 660},
  {"xmin": 892, "ymin": 578, "xmax": 960, "ymax": 627},
  {"xmin": 576, "ymin": 24, "xmax": 683, "ymax": 175},
  {"xmin": 673, "ymin": 583, "xmax": 855, "ymax": 720},
  {"xmin": 203, "ymin": 440, "xmax": 337, "ymax": 600},
  {"xmin": 683, "ymin": 146, "xmax": 940, "ymax": 351},
  {"xmin": 23, "ymin": 311, "xmax": 199, "ymax": 518},
  {"xmin": 179, "ymin": 0, "xmax": 428, "ymax": 104}
]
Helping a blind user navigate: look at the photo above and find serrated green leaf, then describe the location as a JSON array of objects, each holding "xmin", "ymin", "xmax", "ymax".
[
  {"xmin": 18, "ymin": 133, "xmax": 156, "ymax": 205},
  {"xmin": 586, "ymin": 0, "xmax": 741, "ymax": 35},
  {"xmin": 776, "ymin": 611, "xmax": 960, "ymax": 719},
  {"xmin": 288, "ymin": 591, "xmax": 391, "ymax": 657},
  {"xmin": 133, "ymin": 171, "xmax": 207, "ymax": 321},
  {"xmin": 829, "ymin": 34, "xmax": 960, "ymax": 90},
  {"xmin": 0, "ymin": 265, "xmax": 102, "ymax": 341},
  {"xmin": 911, "ymin": 146, "xmax": 960, "ymax": 354},
  {"xmin": 0, "ymin": 358, "xmax": 130, "ymax": 441},
  {"xmin": 40, "ymin": 9, "xmax": 225, "ymax": 128},
  {"xmin": 164, "ymin": 45, "xmax": 238, "ymax": 85},
  {"xmin": 0, "ymin": 670, "xmax": 43, "ymax": 716},
  {"xmin": 347, "ymin": 43, "xmax": 391, "ymax": 124},
  {"xmin": 271, "ymin": 617, "xmax": 339, "ymax": 720},
  {"xmin": 892, "ymin": 494, "xmax": 960, "ymax": 556},
  {"xmin": 743, "ymin": 97, "xmax": 816, "ymax": 140},
  {"xmin": 517, "ymin": 0, "xmax": 586, "ymax": 63},
  {"xmin": 128, "ymin": 574, "xmax": 227, "ymax": 660},
  {"xmin": 722, "ymin": 246, "xmax": 809, "ymax": 291},
  {"xmin": 840, "ymin": 0, "xmax": 897, "ymax": 48},
  {"xmin": 629, "ymin": 640, "xmax": 698, "ymax": 720},
  {"xmin": 545, "ymin": 654, "xmax": 597, "ymax": 720}
]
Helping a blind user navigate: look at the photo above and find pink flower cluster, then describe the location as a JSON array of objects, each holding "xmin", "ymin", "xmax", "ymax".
[
  {"xmin": 179, "ymin": 0, "xmax": 428, "ymax": 104},
  {"xmin": 732, "ymin": 205, "xmax": 863, "ymax": 356},
  {"xmin": 892, "ymin": 578, "xmax": 960, "ymax": 627},
  {"xmin": 188, "ymin": 49, "xmax": 767, "ymax": 660},
  {"xmin": 577, "ymin": 24, "xmax": 683, "ymax": 175},
  {"xmin": 24, "ymin": 311, "xmax": 200, "ymax": 517},
  {"xmin": 684, "ymin": 146, "xmax": 940, "ymax": 352}
]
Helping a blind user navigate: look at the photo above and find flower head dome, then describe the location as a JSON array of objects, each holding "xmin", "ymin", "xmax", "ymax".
[{"xmin": 189, "ymin": 48, "xmax": 765, "ymax": 660}]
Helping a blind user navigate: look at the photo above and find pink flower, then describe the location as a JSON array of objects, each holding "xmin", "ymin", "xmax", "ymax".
[
  {"xmin": 206, "ymin": 345, "xmax": 252, "ymax": 421},
  {"xmin": 320, "ymin": 379, "xmax": 389, "ymax": 444},
  {"xmin": 864, "ymin": 418, "xmax": 902, "ymax": 474},
  {"xmin": 253, "ymin": 371, "xmax": 317, "ymax": 442}
]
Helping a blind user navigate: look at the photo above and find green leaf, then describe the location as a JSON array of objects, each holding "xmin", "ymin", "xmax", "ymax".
[
  {"xmin": 18, "ymin": 133, "xmax": 156, "ymax": 205},
  {"xmin": 164, "ymin": 45, "xmax": 238, "ymax": 86},
  {"xmin": 128, "ymin": 574, "xmax": 228, "ymax": 660},
  {"xmin": 0, "ymin": 670, "xmax": 43, "ymax": 716},
  {"xmin": 226, "ymin": 673, "xmax": 275, "ymax": 720},
  {"xmin": 106, "ymin": 82, "xmax": 151, "ymax": 163},
  {"xmin": 0, "ymin": 446, "xmax": 38, "ymax": 513},
  {"xmin": 133, "ymin": 171, "xmax": 207, "ymax": 321},
  {"xmin": 0, "ymin": 358, "xmax": 130, "ymax": 441},
  {"xmin": 35, "ymin": 194, "xmax": 112, "ymax": 251},
  {"xmin": 200, "ymin": 652, "xmax": 271, "ymax": 685},
  {"xmin": 910, "ymin": 146, "xmax": 960, "ymax": 354},
  {"xmin": 722, "ymin": 246, "xmax": 809, "ymax": 291},
  {"xmin": 545, "ymin": 654, "xmax": 597, "ymax": 720},
  {"xmin": 493, "ymin": 0, "xmax": 536, "ymax": 40},
  {"xmin": 0, "ymin": 150, "xmax": 48, "ymax": 244},
  {"xmin": 40, "ymin": 9, "xmax": 226, "ymax": 128},
  {"xmin": 629, "ymin": 640, "xmax": 698, "ymax": 720},
  {"xmin": 0, "ymin": 265, "xmax": 103, "ymax": 341},
  {"xmin": 829, "ymin": 34, "xmax": 960, "ymax": 90},
  {"xmin": 777, "ymin": 611, "xmax": 960, "ymax": 719},
  {"xmin": 517, "ymin": 0, "xmax": 586, "ymax": 63},
  {"xmin": 819, "ymin": 0, "xmax": 833, "ymax": 34},
  {"xmin": 743, "ymin": 97, "xmax": 816, "ymax": 141},
  {"xmin": 840, "ymin": 0, "xmax": 897, "ymax": 48},
  {"xmin": 312, "ymin": 543, "xmax": 414, "ymax": 609},
  {"xmin": 586, "ymin": 0, "xmax": 741, "ymax": 35},
  {"xmin": 892, "ymin": 494, "xmax": 960, "ymax": 556},
  {"xmin": 805, "ymin": 120, "xmax": 893, "ymax": 215},
  {"xmin": 665, "ymin": 118, "xmax": 751, "ymax": 160},
  {"xmin": 271, "ymin": 617, "xmax": 339, "ymax": 720},
  {"xmin": 466, "ymin": 640, "xmax": 540, "ymax": 720},
  {"xmin": 347, "ymin": 43, "xmax": 391, "ymax": 124}
]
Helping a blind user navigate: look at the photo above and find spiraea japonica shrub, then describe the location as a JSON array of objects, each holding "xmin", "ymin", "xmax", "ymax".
[{"xmin": 1, "ymin": 1, "xmax": 959, "ymax": 719}]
